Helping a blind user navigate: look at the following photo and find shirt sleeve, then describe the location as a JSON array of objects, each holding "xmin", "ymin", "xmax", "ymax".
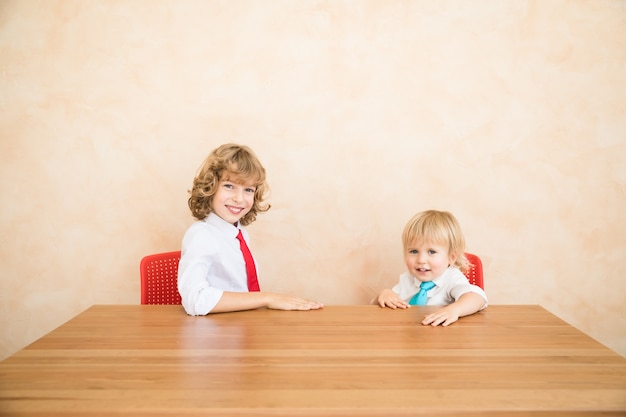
[
  {"xmin": 447, "ymin": 271, "xmax": 488, "ymax": 308},
  {"xmin": 178, "ymin": 253, "xmax": 224, "ymax": 316},
  {"xmin": 178, "ymin": 223, "xmax": 225, "ymax": 316}
]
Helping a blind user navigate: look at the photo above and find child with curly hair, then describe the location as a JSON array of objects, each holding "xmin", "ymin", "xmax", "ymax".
[{"xmin": 178, "ymin": 143, "xmax": 323, "ymax": 315}]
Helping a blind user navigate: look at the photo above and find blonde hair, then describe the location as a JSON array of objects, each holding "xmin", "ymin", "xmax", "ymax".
[
  {"xmin": 187, "ymin": 143, "xmax": 270, "ymax": 225},
  {"xmin": 402, "ymin": 210, "xmax": 470, "ymax": 272}
]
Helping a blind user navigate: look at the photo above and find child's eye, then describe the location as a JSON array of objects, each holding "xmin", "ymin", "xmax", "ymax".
[
  {"xmin": 428, "ymin": 249, "xmax": 437, "ymax": 255},
  {"xmin": 409, "ymin": 249, "xmax": 418, "ymax": 254},
  {"xmin": 245, "ymin": 187, "xmax": 256, "ymax": 193},
  {"xmin": 223, "ymin": 183, "xmax": 234, "ymax": 189}
]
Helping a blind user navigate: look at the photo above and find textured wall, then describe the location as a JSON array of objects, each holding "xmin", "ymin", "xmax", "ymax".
[{"xmin": 1, "ymin": 0, "xmax": 625, "ymax": 359}]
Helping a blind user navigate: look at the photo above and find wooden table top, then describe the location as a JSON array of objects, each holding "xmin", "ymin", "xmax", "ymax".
[{"xmin": 1, "ymin": 304, "xmax": 625, "ymax": 416}]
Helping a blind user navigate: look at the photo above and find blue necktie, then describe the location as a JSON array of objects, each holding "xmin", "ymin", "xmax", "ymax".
[{"xmin": 409, "ymin": 281, "xmax": 436, "ymax": 306}]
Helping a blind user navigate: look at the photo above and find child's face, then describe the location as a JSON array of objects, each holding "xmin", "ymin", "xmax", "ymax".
[
  {"xmin": 404, "ymin": 240, "xmax": 456, "ymax": 282},
  {"xmin": 211, "ymin": 177, "xmax": 257, "ymax": 225}
]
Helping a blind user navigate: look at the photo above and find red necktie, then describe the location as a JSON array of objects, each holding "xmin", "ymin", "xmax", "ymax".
[{"xmin": 236, "ymin": 230, "xmax": 260, "ymax": 292}]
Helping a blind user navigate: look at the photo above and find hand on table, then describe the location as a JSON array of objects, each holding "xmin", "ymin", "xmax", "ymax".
[
  {"xmin": 421, "ymin": 305, "xmax": 460, "ymax": 327},
  {"xmin": 267, "ymin": 293, "xmax": 324, "ymax": 311},
  {"xmin": 376, "ymin": 289, "xmax": 410, "ymax": 309}
]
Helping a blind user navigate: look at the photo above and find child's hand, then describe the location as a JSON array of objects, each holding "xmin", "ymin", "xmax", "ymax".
[
  {"xmin": 421, "ymin": 305, "xmax": 460, "ymax": 326},
  {"xmin": 267, "ymin": 294, "xmax": 324, "ymax": 311},
  {"xmin": 421, "ymin": 293, "xmax": 485, "ymax": 326},
  {"xmin": 376, "ymin": 289, "xmax": 410, "ymax": 309}
]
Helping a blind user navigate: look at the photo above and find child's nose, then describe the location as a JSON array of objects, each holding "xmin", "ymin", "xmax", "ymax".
[{"xmin": 233, "ymin": 188, "xmax": 244, "ymax": 202}]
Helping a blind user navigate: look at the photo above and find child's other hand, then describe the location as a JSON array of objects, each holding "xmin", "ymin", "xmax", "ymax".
[
  {"xmin": 376, "ymin": 289, "xmax": 409, "ymax": 309},
  {"xmin": 421, "ymin": 306, "xmax": 460, "ymax": 326},
  {"xmin": 267, "ymin": 294, "xmax": 324, "ymax": 311}
]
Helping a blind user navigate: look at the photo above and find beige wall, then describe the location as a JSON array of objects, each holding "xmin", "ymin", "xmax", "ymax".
[{"xmin": 1, "ymin": 0, "xmax": 625, "ymax": 360}]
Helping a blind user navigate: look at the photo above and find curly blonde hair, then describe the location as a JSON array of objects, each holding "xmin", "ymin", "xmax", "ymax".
[
  {"xmin": 188, "ymin": 143, "xmax": 270, "ymax": 225},
  {"xmin": 402, "ymin": 210, "xmax": 470, "ymax": 272}
]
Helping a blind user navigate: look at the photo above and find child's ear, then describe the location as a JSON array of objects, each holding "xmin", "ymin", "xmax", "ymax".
[{"xmin": 448, "ymin": 252, "xmax": 458, "ymax": 266}]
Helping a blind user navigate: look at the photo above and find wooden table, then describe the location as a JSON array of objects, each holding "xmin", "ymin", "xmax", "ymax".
[{"xmin": 1, "ymin": 305, "xmax": 625, "ymax": 416}]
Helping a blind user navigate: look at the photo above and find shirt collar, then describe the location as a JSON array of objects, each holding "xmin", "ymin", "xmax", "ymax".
[{"xmin": 205, "ymin": 212, "xmax": 242, "ymax": 238}]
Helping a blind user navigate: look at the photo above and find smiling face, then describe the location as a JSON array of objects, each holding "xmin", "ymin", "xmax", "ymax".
[
  {"xmin": 404, "ymin": 240, "xmax": 457, "ymax": 283},
  {"xmin": 211, "ymin": 176, "xmax": 258, "ymax": 225}
]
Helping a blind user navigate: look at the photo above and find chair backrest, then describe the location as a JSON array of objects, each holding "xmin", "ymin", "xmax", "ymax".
[
  {"xmin": 140, "ymin": 251, "xmax": 182, "ymax": 305},
  {"xmin": 463, "ymin": 252, "xmax": 484, "ymax": 290}
]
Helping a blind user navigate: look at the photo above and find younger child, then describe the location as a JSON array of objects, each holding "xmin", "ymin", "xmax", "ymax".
[
  {"xmin": 178, "ymin": 143, "xmax": 324, "ymax": 315},
  {"xmin": 375, "ymin": 210, "xmax": 487, "ymax": 326}
]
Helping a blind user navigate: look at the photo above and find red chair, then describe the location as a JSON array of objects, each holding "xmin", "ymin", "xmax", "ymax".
[
  {"xmin": 140, "ymin": 251, "xmax": 182, "ymax": 305},
  {"xmin": 463, "ymin": 253, "xmax": 484, "ymax": 290}
]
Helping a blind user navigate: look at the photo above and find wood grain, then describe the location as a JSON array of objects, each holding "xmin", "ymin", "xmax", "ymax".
[{"xmin": 1, "ymin": 305, "xmax": 625, "ymax": 416}]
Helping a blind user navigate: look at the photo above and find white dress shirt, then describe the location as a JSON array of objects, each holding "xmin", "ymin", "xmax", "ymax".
[
  {"xmin": 392, "ymin": 267, "xmax": 488, "ymax": 307},
  {"xmin": 178, "ymin": 213, "xmax": 256, "ymax": 315}
]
